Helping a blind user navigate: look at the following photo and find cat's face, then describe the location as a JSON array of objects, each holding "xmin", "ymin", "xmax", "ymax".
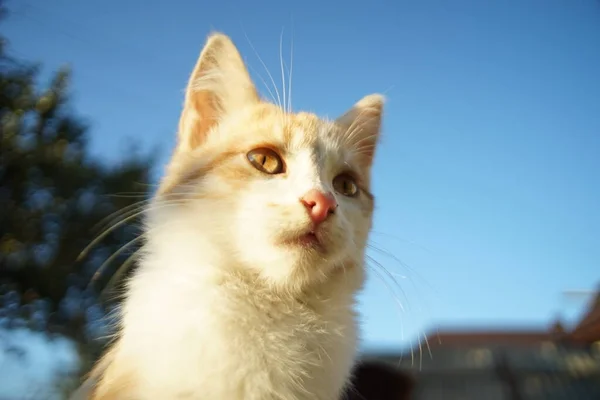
[{"xmin": 156, "ymin": 34, "xmax": 383, "ymax": 291}]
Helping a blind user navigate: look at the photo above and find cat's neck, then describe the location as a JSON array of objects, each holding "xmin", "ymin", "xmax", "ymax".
[
  {"xmin": 90, "ymin": 220, "xmax": 364, "ymax": 400},
  {"xmin": 103, "ymin": 237, "xmax": 361, "ymax": 399}
]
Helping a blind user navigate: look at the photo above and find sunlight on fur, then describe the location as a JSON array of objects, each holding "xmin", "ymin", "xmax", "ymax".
[{"xmin": 79, "ymin": 32, "xmax": 385, "ymax": 400}]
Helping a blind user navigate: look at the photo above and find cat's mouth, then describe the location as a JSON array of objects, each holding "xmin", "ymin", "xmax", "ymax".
[
  {"xmin": 281, "ymin": 229, "xmax": 326, "ymax": 252},
  {"xmin": 297, "ymin": 232, "xmax": 319, "ymax": 246}
]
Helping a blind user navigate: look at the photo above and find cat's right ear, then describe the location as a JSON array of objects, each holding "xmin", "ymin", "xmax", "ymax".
[
  {"xmin": 335, "ymin": 94, "xmax": 385, "ymax": 168},
  {"xmin": 177, "ymin": 33, "xmax": 259, "ymax": 152}
]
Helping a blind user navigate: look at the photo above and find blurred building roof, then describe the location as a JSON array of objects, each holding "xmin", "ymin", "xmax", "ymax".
[
  {"xmin": 360, "ymin": 286, "xmax": 600, "ymax": 399},
  {"xmin": 426, "ymin": 329, "xmax": 555, "ymax": 346},
  {"xmin": 571, "ymin": 290, "xmax": 600, "ymax": 343}
]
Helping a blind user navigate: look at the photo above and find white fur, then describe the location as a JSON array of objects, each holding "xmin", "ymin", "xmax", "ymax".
[
  {"xmin": 118, "ymin": 233, "xmax": 359, "ymax": 400},
  {"xmin": 98, "ymin": 130, "xmax": 371, "ymax": 399},
  {"xmin": 79, "ymin": 33, "xmax": 382, "ymax": 400}
]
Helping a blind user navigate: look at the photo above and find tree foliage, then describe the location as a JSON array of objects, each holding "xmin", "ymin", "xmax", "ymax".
[{"xmin": 0, "ymin": 10, "xmax": 154, "ymax": 341}]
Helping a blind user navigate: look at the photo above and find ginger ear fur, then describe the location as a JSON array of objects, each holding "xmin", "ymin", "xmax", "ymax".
[
  {"xmin": 177, "ymin": 32, "xmax": 260, "ymax": 153},
  {"xmin": 336, "ymin": 94, "xmax": 385, "ymax": 167}
]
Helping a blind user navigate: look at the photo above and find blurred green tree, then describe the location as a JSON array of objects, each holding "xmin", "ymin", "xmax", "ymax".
[{"xmin": 0, "ymin": 3, "xmax": 154, "ymax": 341}]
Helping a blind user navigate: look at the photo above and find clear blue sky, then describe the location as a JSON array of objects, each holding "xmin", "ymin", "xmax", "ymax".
[{"xmin": 4, "ymin": 0, "xmax": 599, "ymax": 352}]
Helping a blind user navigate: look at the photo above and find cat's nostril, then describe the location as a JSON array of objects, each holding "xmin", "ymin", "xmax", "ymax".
[
  {"xmin": 302, "ymin": 199, "xmax": 317, "ymax": 209},
  {"xmin": 300, "ymin": 189, "xmax": 337, "ymax": 225}
]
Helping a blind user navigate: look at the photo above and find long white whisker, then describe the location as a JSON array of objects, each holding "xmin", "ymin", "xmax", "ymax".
[
  {"xmin": 367, "ymin": 241, "xmax": 437, "ymax": 298},
  {"xmin": 78, "ymin": 199, "xmax": 190, "ymax": 261},
  {"xmin": 93, "ymin": 199, "xmax": 152, "ymax": 233},
  {"xmin": 287, "ymin": 25, "xmax": 294, "ymax": 114},
  {"xmin": 279, "ymin": 28, "xmax": 287, "ymax": 115},
  {"xmin": 99, "ymin": 247, "xmax": 144, "ymax": 303},
  {"xmin": 364, "ymin": 261, "xmax": 409, "ymax": 361},
  {"xmin": 246, "ymin": 62, "xmax": 279, "ymax": 105},
  {"xmin": 366, "ymin": 254, "xmax": 412, "ymax": 312},
  {"xmin": 87, "ymin": 235, "xmax": 144, "ymax": 292},
  {"xmin": 368, "ymin": 245, "xmax": 441, "ymax": 354},
  {"xmin": 243, "ymin": 31, "xmax": 282, "ymax": 109}
]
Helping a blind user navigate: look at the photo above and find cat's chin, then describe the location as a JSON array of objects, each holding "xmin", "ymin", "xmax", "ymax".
[
  {"xmin": 275, "ymin": 220, "xmax": 344, "ymax": 253},
  {"xmin": 279, "ymin": 228, "xmax": 327, "ymax": 253},
  {"xmin": 239, "ymin": 235, "xmax": 346, "ymax": 290}
]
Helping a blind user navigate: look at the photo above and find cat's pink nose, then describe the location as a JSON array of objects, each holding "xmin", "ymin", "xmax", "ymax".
[{"xmin": 300, "ymin": 189, "xmax": 337, "ymax": 225}]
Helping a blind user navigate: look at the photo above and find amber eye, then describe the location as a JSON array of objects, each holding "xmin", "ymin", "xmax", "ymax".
[
  {"xmin": 333, "ymin": 174, "xmax": 359, "ymax": 197},
  {"xmin": 247, "ymin": 148, "xmax": 284, "ymax": 174}
]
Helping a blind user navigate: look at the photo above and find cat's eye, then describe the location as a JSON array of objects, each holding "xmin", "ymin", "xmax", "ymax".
[
  {"xmin": 247, "ymin": 148, "xmax": 284, "ymax": 175},
  {"xmin": 333, "ymin": 174, "xmax": 359, "ymax": 197}
]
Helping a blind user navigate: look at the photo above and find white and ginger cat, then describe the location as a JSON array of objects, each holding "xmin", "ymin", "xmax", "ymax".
[{"xmin": 82, "ymin": 32, "xmax": 384, "ymax": 400}]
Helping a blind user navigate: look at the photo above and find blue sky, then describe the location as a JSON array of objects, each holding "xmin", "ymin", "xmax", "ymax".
[{"xmin": 4, "ymin": 0, "xmax": 599, "ymax": 352}]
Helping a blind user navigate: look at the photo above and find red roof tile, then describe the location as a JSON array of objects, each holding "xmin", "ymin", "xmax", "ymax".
[{"xmin": 571, "ymin": 291, "xmax": 600, "ymax": 343}]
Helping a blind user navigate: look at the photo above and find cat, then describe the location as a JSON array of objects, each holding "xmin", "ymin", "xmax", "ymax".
[{"xmin": 80, "ymin": 32, "xmax": 384, "ymax": 400}]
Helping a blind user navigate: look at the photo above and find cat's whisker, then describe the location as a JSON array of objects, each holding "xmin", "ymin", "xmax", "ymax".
[
  {"xmin": 367, "ymin": 247, "xmax": 441, "ymax": 353},
  {"xmin": 93, "ymin": 190, "xmax": 193, "ymax": 234},
  {"xmin": 366, "ymin": 241, "xmax": 439, "ymax": 366},
  {"xmin": 371, "ymin": 230, "xmax": 436, "ymax": 255},
  {"xmin": 365, "ymin": 261, "xmax": 407, "ymax": 314},
  {"xmin": 131, "ymin": 181, "xmax": 161, "ymax": 188},
  {"xmin": 287, "ymin": 24, "xmax": 294, "ymax": 114},
  {"xmin": 279, "ymin": 28, "xmax": 287, "ymax": 118},
  {"xmin": 364, "ymin": 262, "xmax": 407, "ymax": 343},
  {"xmin": 417, "ymin": 330, "xmax": 423, "ymax": 370},
  {"xmin": 99, "ymin": 247, "xmax": 144, "ymax": 303},
  {"xmin": 93, "ymin": 199, "xmax": 152, "ymax": 234},
  {"xmin": 105, "ymin": 192, "xmax": 151, "ymax": 198},
  {"xmin": 411, "ymin": 330, "xmax": 433, "ymax": 372},
  {"xmin": 93, "ymin": 198, "xmax": 180, "ymax": 235},
  {"xmin": 96, "ymin": 217, "xmax": 188, "ymax": 302},
  {"xmin": 422, "ymin": 329, "xmax": 433, "ymax": 361},
  {"xmin": 365, "ymin": 254, "xmax": 411, "ymax": 312},
  {"xmin": 368, "ymin": 241, "xmax": 435, "ymax": 302},
  {"xmin": 367, "ymin": 241, "xmax": 436, "ymax": 296},
  {"xmin": 387, "ymin": 271, "xmax": 408, "ymax": 279},
  {"xmin": 87, "ymin": 235, "xmax": 144, "ymax": 292},
  {"xmin": 78, "ymin": 199, "xmax": 190, "ymax": 262},
  {"xmin": 243, "ymin": 31, "xmax": 283, "ymax": 110},
  {"xmin": 247, "ymin": 62, "xmax": 279, "ymax": 105}
]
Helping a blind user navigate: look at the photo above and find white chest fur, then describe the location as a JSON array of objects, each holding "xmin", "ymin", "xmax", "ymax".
[{"xmin": 109, "ymin": 252, "xmax": 361, "ymax": 400}]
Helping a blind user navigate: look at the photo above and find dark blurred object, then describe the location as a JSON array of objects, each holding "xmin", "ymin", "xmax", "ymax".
[
  {"xmin": 570, "ymin": 289, "xmax": 600, "ymax": 344},
  {"xmin": 364, "ymin": 289, "xmax": 600, "ymax": 399},
  {"xmin": 344, "ymin": 360, "xmax": 415, "ymax": 400},
  {"xmin": 0, "ymin": 2, "xmax": 154, "ymax": 342}
]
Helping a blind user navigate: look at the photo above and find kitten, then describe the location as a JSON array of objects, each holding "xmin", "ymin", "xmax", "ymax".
[{"xmin": 82, "ymin": 32, "xmax": 384, "ymax": 400}]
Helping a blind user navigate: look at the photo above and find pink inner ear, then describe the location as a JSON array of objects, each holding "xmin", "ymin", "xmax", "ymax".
[
  {"xmin": 175, "ymin": 33, "xmax": 259, "ymax": 154},
  {"xmin": 179, "ymin": 93, "xmax": 221, "ymax": 151}
]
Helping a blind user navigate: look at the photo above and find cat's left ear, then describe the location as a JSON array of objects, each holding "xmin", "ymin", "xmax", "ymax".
[
  {"xmin": 335, "ymin": 94, "xmax": 385, "ymax": 167},
  {"xmin": 177, "ymin": 33, "xmax": 260, "ymax": 153}
]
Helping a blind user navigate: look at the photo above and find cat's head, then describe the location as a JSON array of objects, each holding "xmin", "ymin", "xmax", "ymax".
[{"xmin": 155, "ymin": 33, "xmax": 384, "ymax": 292}]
